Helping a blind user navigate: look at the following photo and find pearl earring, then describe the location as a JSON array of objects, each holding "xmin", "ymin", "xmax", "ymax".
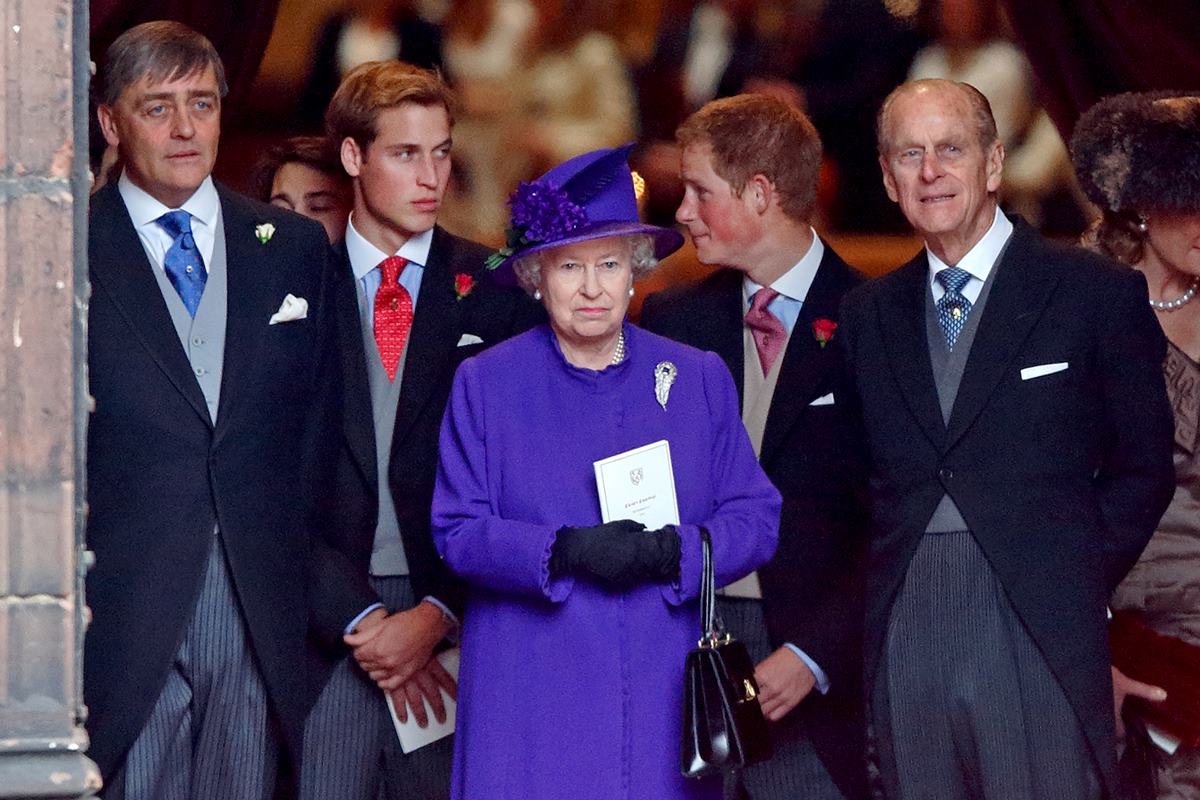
[
  {"xmin": 628, "ymin": 287, "xmax": 635, "ymax": 298},
  {"xmin": 1138, "ymin": 217, "xmax": 1149, "ymax": 233},
  {"xmin": 533, "ymin": 289, "xmax": 542, "ymax": 300}
]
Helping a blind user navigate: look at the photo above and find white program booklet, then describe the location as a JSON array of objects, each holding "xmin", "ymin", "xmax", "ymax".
[
  {"xmin": 384, "ymin": 647, "xmax": 460, "ymax": 754},
  {"xmin": 593, "ymin": 439, "xmax": 680, "ymax": 530}
]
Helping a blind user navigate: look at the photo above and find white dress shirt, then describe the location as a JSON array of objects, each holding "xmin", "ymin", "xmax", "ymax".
[
  {"xmin": 118, "ymin": 172, "xmax": 220, "ymax": 271},
  {"xmin": 927, "ymin": 207, "xmax": 1014, "ymax": 302}
]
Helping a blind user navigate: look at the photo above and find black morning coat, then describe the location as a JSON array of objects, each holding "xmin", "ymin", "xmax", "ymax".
[
  {"xmin": 85, "ymin": 181, "xmax": 348, "ymax": 784},
  {"xmin": 642, "ymin": 243, "xmax": 871, "ymax": 800},
  {"xmin": 837, "ymin": 220, "xmax": 1176, "ymax": 796}
]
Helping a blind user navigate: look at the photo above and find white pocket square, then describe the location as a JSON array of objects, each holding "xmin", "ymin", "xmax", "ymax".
[
  {"xmin": 456, "ymin": 333, "xmax": 483, "ymax": 347},
  {"xmin": 1020, "ymin": 362, "xmax": 1068, "ymax": 381},
  {"xmin": 809, "ymin": 392, "xmax": 835, "ymax": 406},
  {"xmin": 268, "ymin": 294, "xmax": 308, "ymax": 325}
]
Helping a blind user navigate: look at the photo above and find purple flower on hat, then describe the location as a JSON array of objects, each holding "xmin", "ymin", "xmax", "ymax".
[
  {"xmin": 510, "ymin": 181, "xmax": 588, "ymax": 242},
  {"xmin": 485, "ymin": 180, "xmax": 588, "ymax": 270}
]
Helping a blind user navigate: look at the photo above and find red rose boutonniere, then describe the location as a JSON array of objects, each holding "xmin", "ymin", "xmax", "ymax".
[
  {"xmin": 812, "ymin": 318, "xmax": 838, "ymax": 348},
  {"xmin": 454, "ymin": 273, "xmax": 475, "ymax": 301}
]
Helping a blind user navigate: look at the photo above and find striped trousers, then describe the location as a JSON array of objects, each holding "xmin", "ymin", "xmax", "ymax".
[
  {"xmin": 300, "ymin": 575, "xmax": 454, "ymax": 800},
  {"xmin": 106, "ymin": 536, "xmax": 278, "ymax": 800},
  {"xmin": 874, "ymin": 531, "xmax": 1102, "ymax": 800}
]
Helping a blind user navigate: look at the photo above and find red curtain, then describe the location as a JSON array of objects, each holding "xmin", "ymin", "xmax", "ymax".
[
  {"xmin": 1002, "ymin": 0, "xmax": 1200, "ymax": 139},
  {"xmin": 91, "ymin": 0, "xmax": 282, "ymax": 120}
]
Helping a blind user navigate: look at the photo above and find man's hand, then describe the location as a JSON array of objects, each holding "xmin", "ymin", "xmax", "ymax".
[
  {"xmin": 754, "ymin": 647, "xmax": 817, "ymax": 722},
  {"xmin": 388, "ymin": 657, "xmax": 459, "ymax": 729},
  {"xmin": 1112, "ymin": 664, "xmax": 1166, "ymax": 737},
  {"xmin": 344, "ymin": 601, "xmax": 451, "ymax": 690}
]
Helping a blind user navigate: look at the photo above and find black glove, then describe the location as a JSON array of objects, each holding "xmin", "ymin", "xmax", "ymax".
[{"xmin": 550, "ymin": 520, "xmax": 681, "ymax": 589}]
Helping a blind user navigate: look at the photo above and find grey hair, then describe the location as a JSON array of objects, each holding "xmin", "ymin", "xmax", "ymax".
[
  {"xmin": 101, "ymin": 21, "xmax": 228, "ymax": 107},
  {"xmin": 876, "ymin": 79, "xmax": 998, "ymax": 155},
  {"xmin": 512, "ymin": 233, "xmax": 659, "ymax": 295}
]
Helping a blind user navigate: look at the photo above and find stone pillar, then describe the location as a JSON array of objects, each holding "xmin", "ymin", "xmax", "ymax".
[{"xmin": 0, "ymin": 0, "xmax": 99, "ymax": 796}]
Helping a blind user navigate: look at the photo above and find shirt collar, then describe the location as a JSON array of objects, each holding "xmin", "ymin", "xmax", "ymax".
[
  {"xmin": 742, "ymin": 229, "xmax": 825, "ymax": 306},
  {"xmin": 926, "ymin": 206, "xmax": 1013, "ymax": 284},
  {"xmin": 345, "ymin": 214, "xmax": 434, "ymax": 281},
  {"xmin": 118, "ymin": 172, "xmax": 219, "ymax": 231}
]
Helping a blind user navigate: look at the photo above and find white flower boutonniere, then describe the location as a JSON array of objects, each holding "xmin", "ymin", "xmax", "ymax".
[{"xmin": 255, "ymin": 222, "xmax": 276, "ymax": 244}]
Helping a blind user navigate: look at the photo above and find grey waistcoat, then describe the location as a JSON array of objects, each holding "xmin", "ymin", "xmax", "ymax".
[
  {"xmin": 922, "ymin": 249, "xmax": 1004, "ymax": 533},
  {"xmin": 146, "ymin": 213, "xmax": 228, "ymax": 425},
  {"xmin": 357, "ymin": 280, "xmax": 411, "ymax": 576}
]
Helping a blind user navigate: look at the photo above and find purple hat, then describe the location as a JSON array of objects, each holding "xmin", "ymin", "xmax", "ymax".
[{"xmin": 485, "ymin": 144, "xmax": 684, "ymax": 276}]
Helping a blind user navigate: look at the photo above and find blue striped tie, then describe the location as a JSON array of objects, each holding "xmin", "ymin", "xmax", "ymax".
[
  {"xmin": 936, "ymin": 266, "xmax": 973, "ymax": 350},
  {"xmin": 157, "ymin": 210, "xmax": 207, "ymax": 317}
]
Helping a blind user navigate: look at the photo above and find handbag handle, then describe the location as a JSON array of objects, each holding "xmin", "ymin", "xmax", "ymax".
[{"xmin": 698, "ymin": 527, "xmax": 728, "ymax": 648}]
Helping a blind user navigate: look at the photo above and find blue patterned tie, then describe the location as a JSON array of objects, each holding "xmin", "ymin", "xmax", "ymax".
[
  {"xmin": 936, "ymin": 266, "xmax": 973, "ymax": 350},
  {"xmin": 156, "ymin": 210, "xmax": 207, "ymax": 316}
]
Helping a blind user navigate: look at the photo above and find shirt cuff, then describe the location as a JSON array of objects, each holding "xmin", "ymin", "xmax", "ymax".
[
  {"xmin": 421, "ymin": 596, "xmax": 461, "ymax": 644},
  {"xmin": 344, "ymin": 602, "xmax": 385, "ymax": 636},
  {"xmin": 784, "ymin": 643, "xmax": 830, "ymax": 695}
]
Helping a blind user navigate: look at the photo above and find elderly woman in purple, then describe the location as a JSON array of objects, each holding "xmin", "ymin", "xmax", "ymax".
[{"xmin": 431, "ymin": 144, "xmax": 781, "ymax": 799}]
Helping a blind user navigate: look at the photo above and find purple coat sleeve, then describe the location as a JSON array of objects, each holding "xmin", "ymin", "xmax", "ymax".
[
  {"xmin": 431, "ymin": 358, "xmax": 574, "ymax": 602},
  {"xmin": 663, "ymin": 352, "xmax": 781, "ymax": 606}
]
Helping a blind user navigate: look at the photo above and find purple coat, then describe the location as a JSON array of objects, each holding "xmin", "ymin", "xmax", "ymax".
[{"xmin": 432, "ymin": 323, "xmax": 781, "ymax": 800}]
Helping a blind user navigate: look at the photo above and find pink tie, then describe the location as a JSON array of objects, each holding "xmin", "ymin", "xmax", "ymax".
[{"xmin": 745, "ymin": 288, "xmax": 785, "ymax": 377}]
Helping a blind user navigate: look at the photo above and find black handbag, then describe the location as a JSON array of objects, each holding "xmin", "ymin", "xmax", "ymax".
[{"xmin": 681, "ymin": 526, "xmax": 773, "ymax": 778}]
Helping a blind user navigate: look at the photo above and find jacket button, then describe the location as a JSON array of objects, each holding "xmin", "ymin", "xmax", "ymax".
[{"xmin": 938, "ymin": 467, "xmax": 954, "ymax": 481}]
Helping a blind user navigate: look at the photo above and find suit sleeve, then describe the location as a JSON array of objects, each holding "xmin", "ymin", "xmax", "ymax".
[
  {"xmin": 1094, "ymin": 267, "xmax": 1175, "ymax": 592},
  {"xmin": 661, "ymin": 352, "xmax": 781, "ymax": 606}
]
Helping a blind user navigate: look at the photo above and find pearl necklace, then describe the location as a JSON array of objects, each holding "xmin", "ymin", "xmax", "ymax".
[
  {"xmin": 1149, "ymin": 276, "xmax": 1200, "ymax": 312},
  {"xmin": 611, "ymin": 330, "xmax": 626, "ymax": 365}
]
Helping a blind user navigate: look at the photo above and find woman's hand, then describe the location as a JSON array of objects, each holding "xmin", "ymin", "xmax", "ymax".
[{"xmin": 550, "ymin": 520, "xmax": 680, "ymax": 589}]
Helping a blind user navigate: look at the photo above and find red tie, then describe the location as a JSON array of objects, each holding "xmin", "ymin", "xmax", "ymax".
[
  {"xmin": 745, "ymin": 288, "xmax": 785, "ymax": 377},
  {"xmin": 373, "ymin": 256, "xmax": 413, "ymax": 381}
]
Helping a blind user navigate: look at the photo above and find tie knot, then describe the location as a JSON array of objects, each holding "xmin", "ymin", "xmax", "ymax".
[
  {"xmin": 936, "ymin": 266, "xmax": 972, "ymax": 296},
  {"xmin": 379, "ymin": 255, "xmax": 408, "ymax": 285},
  {"xmin": 749, "ymin": 287, "xmax": 780, "ymax": 315},
  {"xmin": 157, "ymin": 210, "xmax": 193, "ymax": 241}
]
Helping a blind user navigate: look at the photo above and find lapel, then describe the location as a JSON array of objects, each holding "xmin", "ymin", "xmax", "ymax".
[
  {"xmin": 391, "ymin": 226, "xmax": 465, "ymax": 450},
  {"xmin": 88, "ymin": 183, "xmax": 212, "ymax": 428},
  {"xmin": 210, "ymin": 186, "xmax": 281, "ymax": 445},
  {"xmin": 877, "ymin": 250, "xmax": 947, "ymax": 449},
  {"xmin": 943, "ymin": 223, "xmax": 1061, "ymax": 450},
  {"xmin": 690, "ymin": 269, "xmax": 745, "ymax": 406},
  {"xmin": 759, "ymin": 244, "xmax": 852, "ymax": 467},
  {"xmin": 331, "ymin": 241, "xmax": 378, "ymax": 487}
]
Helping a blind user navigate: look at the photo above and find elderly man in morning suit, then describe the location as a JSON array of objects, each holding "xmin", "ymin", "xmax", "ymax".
[
  {"xmin": 641, "ymin": 94, "xmax": 870, "ymax": 800},
  {"xmin": 87, "ymin": 21, "xmax": 349, "ymax": 799},
  {"xmin": 837, "ymin": 78, "xmax": 1176, "ymax": 799}
]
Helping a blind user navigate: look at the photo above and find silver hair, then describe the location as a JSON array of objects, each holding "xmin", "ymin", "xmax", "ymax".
[
  {"xmin": 512, "ymin": 233, "xmax": 659, "ymax": 295},
  {"xmin": 101, "ymin": 21, "xmax": 229, "ymax": 107}
]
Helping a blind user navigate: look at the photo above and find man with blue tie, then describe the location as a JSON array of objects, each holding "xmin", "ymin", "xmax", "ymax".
[
  {"xmin": 299, "ymin": 61, "xmax": 542, "ymax": 799},
  {"xmin": 838, "ymin": 78, "xmax": 1176, "ymax": 799},
  {"xmin": 86, "ymin": 21, "xmax": 347, "ymax": 799}
]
